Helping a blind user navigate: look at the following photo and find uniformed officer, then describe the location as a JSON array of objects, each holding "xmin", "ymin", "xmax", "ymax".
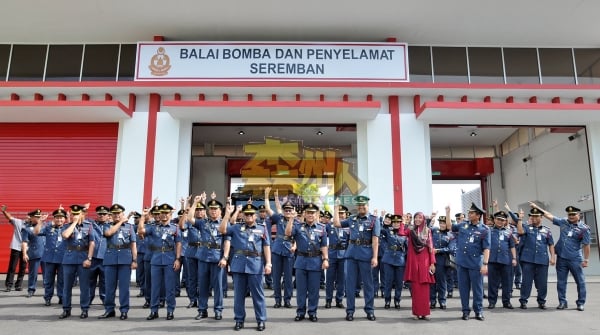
[
  {"xmin": 98, "ymin": 204, "xmax": 137, "ymax": 320},
  {"xmin": 182, "ymin": 199, "xmax": 207, "ymax": 309},
  {"xmin": 219, "ymin": 203, "xmax": 272, "ymax": 331},
  {"xmin": 449, "ymin": 203, "xmax": 490, "ymax": 321},
  {"xmin": 430, "ymin": 215, "xmax": 456, "ymax": 309},
  {"xmin": 131, "ymin": 211, "xmax": 145, "ymax": 298},
  {"xmin": 35, "ymin": 208, "xmax": 67, "ymax": 306},
  {"xmin": 139, "ymin": 203, "xmax": 182, "ymax": 320},
  {"xmin": 486, "ymin": 211, "xmax": 517, "ymax": 309},
  {"xmin": 529, "ymin": 202, "xmax": 590, "ymax": 311},
  {"xmin": 333, "ymin": 195, "xmax": 380, "ymax": 322},
  {"xmin": 140, "ymin": 205, "xmax": 162, "ymax": 309},
  {"xmin": 509, "ymin": 207, "xmax": 555, "ymax": 309},
  {"xmin": 194, "ymin": 198, "xmax": 228, "ymax": 320},
  {"xmin": 264, "ymin": 187, "xmax": 294, "ymax": 309},
  {"xmin": 59, "ymin": 204, "xmax": 96, "ymax": 319},
  {"xmin": 257, "ymin": 204, "xmax": 274, "ymax": 291},
  {"xmin": 380, "ymin": 214, "xmax": 408, "ymax": 309},
  {"xmin": 21, "ymin": 209, "xmax": 46, "ymax": 298},
  {"xmin": 285, "ymin": 203, "xmax": 328, "ymax": 322},
  {"xmin": 89, "ymin": 205, "xmax": 108, "ymax": 305},
  {"xmin": 324, "ymin": 205, "xmax": 349, "ymax": 309}
]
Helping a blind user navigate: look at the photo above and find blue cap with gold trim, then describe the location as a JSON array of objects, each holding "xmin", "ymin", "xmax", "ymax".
[
  {"xmin": 52, "ymin": 209, "xmax": 67, "ymax": 217},
  {"xmin": 195, "ymin": 202, "xmax": 206, "ymax": 210},
  {"xmin": 529, "ymin": 208, "xmax": 543, "ymax": 216},
  {"xmin": 207, "ymin": 199, "xmax": 223, "ymax": 209},
  {"xmin": 493, "ymin": 211, "xmax": 508, "ymax": 219},
  {"xmin": 242, "ymin": 204, "xmax": 258, "ymax": 214},
  {"xmin": 159, "ymin": 203, "xmax": 174, "ymax": 213},
  {"xmin": 391, "ymin": 214, "xmax": 403, "ymax": 222},
  {"xmin": 109, "ymin": 204, "xmax": 125, "ymax": 213},
  {"xmin": 354, "ymin": 195, "xmax": 370, "ymax": 205},
  {"xmin": 70, "ymin": 204, "xmax": 83, "ymax": 215},
  {"xmin": 28, "ymin": 209, "xmax": 42, "ymax": 218},
  {"xmin": 565, "ymin": 206, "xmax": 580, "ymax": 214},
  {"xmin": 282, "ymin": 201, "xmax": 294, "ymax": 210},
  {"xmin": 437, "ymin": 215, "xmax": 447, "ymax": 222},
  {"xmin": 96, "ymin": 205, "xmax": 110, "ymax": 214},
  {"xmin": 303, "ymin": 203, "xmax": 319, "ymax": 213},
  {"xmin": 467, "ymin": 202, "xmax": 485, "ymax": 215}
]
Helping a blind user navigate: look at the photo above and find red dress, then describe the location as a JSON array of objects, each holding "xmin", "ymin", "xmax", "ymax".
[{"xmin": 400, "ymin": 225, "xmax": 436, "ymax": 317}]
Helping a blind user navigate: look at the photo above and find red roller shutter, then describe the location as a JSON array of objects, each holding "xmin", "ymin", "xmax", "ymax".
[{"xmin": 0, "ymin": 123, "xmax": 118, "ymax": 273}]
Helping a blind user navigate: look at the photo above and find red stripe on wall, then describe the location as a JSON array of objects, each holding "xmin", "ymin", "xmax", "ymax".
[
  {"xmin": 389, "ymin": 96, "xmax": 403, "ymax": 214},
  {"xmin": 143, "ymin": 94, "xmax": 160, "ymax": 207}
]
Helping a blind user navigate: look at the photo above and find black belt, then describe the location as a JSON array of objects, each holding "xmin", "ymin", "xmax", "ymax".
[
  {"xmin": 150, "ymin": 246, "xmax": 174, "ymax": 252},
  {"xmin": 329, "ymin": 244, "xmax": 347, "ymax": 251},
  {"xmin": 349, "ymin": 239, "xmax": 372, "ymax": 246},
  {"xmin": 234, "ymin": 250, "xmax": 262, "ymax": 257},
  {"xmin": 202, "ymin": 242, "xmax": 221, "ymax": 249},
  {"xmin": 297, "ymin": 250, "xmax": 322, "ymax": 257},
  {"xmin": 188, "ymin": 242, "xmax": 202, "ymax": 247},
  {"xmin": 108, "ymin": 244, "xmax": 130, "ymax": 249},
  {"xmin": 276, "ymin": 234, "xmax": 291, "ymax": 241},
  {"xmin": 388, "ymin": 245, "xmax": 404, "ymax": 251},
  {"xmin": 67, "ymin": 245, "xmax": 89, "ymax": 251}
]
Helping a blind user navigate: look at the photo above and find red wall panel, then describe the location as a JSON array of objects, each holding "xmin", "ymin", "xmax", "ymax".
[{"xmin": 0, "ymin": 123, "xmax": 118, "ymax": 273}]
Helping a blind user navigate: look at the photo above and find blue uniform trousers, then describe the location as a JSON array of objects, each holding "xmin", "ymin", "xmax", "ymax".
[
  {"xmin": 143, "ymin": 259, "xmax": 152, "ymax": 303},
  {"xmin": 383, "ymin": 264, "xmax": 405, "ymax": 303},
  {"xmin": 232, "ymin": 273, "xmax": 267, "ymax": 322},
  {"xmin": 150, "ymin": 264, "xmax": 177, "ymax": 313},
  {"xmin": 43, "ymin": 262, "xmax": 63, "ymax": 301},
  {"xmin": 345, "ymin": 259, "xmax": 375, "ymax": 314},
  {"xmin": 325, "ymin": 258, "xmax": 345, "ymax": 303},
  {"xmin": 27, "ymin": 258, "xmax": 43, "ymax": 293},
  {"xmin": 430, "ymin": 264, "xmax": 448, "ymax": 305},
  {"xmin": 271, "ymin": 253, "xmax": 293, "ymax": 304},
  {"xmin": 487, "ymin": 262, "xmax": 512, "ymax": 305},
  {"xmin": 185, "ymin": 257, "xmax": 199, "ymax": 304},
  {"xmin": 519, "ymin": 261, "xmax": 549, "ymax": 305},
  {"xmin": 556, "ymin": 256, "xmax": 586, "ymax": 306},
  {"xmin": 371, "ymin": 257, "xmax": 384, "ymax": 295},
  {"xmin": 457, "ymin": 265, "xmax": 484, "ymax": 314},
  {"xmin": 198, "ymin": 261, "xmax": 223, "ymax": 313},
  {"xmin": 89, "ymin": 258, "xmax": 105, "ymax": 303},
  {"xmin": 62, "ymin": 264, "xmax": 91, "ymax": 312},
  {"xmin": 136, "ymin": 253, "xmax": 145, "ymax": 294},
  {"xmin": 104, "ymin": 264, "xmax": 132, "ymax": 313},
  {"xmin": 295, "ymin": 268, "xmax": 321, "ymax": 316}
]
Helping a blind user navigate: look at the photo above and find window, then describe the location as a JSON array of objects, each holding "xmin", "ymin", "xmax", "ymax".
[
  {"xmin": 408, "ymin": 46, "xmax": 432, "ymax": 82},
  {"xmin": 582, "ymin": 210, "xmax": 597, "ymax": 246},
  {"xmin": 574, "ymin": 48, "xmax": 600, "ymax": 85},
  {"xmin": 118, "ymin": 44, "xmax": 136, "ymax": 81},
  {"xmin": 538, "ymin": 48, "xmax": 575, "ymax": 84},
  {"xmin": 8, "ymin": 45, "xmax": 47, "ymax": 81},
  {"xmin": 82, "ymin": 44, "xmax": 119, "ymax": 81},
  {"xmin": 468, "ymin": 47, "xmax": 504, "ymax": 84},
  {"xmin": 45, "ymin": 45, "xmax": 83, "ymax": 81},
  {"xmin": 503, "ymin": 48, "xmax": 539, "ymax": 84},
  {"xmin": 431, "ymin": 47, "xmax": 468, "ymax": 83},
  {"xmin": 0, "ymin": 44, "xmax": 10, "ymax": 80}
]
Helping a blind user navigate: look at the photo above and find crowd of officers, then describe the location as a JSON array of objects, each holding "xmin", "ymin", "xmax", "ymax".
[{"xmin": 1, "ymin": 192, "xmax": 592, "ymax": 331}]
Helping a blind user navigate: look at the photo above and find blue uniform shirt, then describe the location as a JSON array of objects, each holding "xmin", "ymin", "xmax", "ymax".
[
  {"xmin": 340, "ymin": 214, "xmax": 381, "ymax": 262},
  {"xmin": 451, "ymin": 221, "xmax": 491, "ymax": 269},
  {"xmin": 269, "ymin": 213, "xmax": 296, "ymax": 257},
  {"xmin": 290, "ymin": 222, "xmax": 327, "ymax": 271},
  {"xmin": 196, "ymin": 218, "xmax": 230, "ymax": 262},
  {"xmin": 91, "ymin": 221, "xmax": 107, "ymax": 259},
  {"xmin": 103, "ymin": 222, "xmax": 136, "ymax": 265},
  {"xmin": 488, "ymin": 226, "xmax": 515, "ymax": 265},
  {"xmin": 552, "ymin": 217, "xmax": 590, "ymax": 261},
  {"xmin": 225, "ymin": 223, "xmax": 270, "ymax": 275},
  {"xmin": 21, "ymin": 223, "xmax": 45, "ymax": 260},
  {"xmin": 519, "ymin": 223, "xmax": 554, "ymax": 265},
  {"xmin": 38, "ymin": 222, "xmax": 66, "ymax": 263},
  {"xmin": 145, "ymin": 223, "xmax": 182, "ymax": 266},
  {"xmin": 134, "ymin": 224, "xmax": 147, "ymax": 254},
  {"xmin": 325, "ymin": 223, "xmax": 348, "ymax": 260},
  {"xmin": 380, "ymin": 228, "xmax": 408, "ymax": 267},
  {"xmin": 182, "ymin": 221, "xmax": 202, "ymax": 259},
  {"xmin": 61, "ymin": 222, "xmax": 96, "ymax": 264}
]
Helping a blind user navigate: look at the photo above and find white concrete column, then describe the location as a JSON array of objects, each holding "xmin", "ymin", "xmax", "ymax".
[
  {"xmin": 153, "ymin": 111, "xmax": 185, "ymax": 205},
  {"xmin": 586, "ymin": 122, "xmax": 600, "ymax": 233}
]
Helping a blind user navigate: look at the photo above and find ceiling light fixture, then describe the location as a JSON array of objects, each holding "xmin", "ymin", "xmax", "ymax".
[
  {"xmin": 470, "ymin": 131, "xmax": 477, "ymax": 137},
  {"xmin": 238, "ymin": 130, "xmax": 245, "ymax": 135},
  {"xmin": 316, "ymin": 130, "xmax": 324, "ymax": 136}
]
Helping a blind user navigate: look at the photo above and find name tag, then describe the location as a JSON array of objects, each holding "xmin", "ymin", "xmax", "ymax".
[
  {"xmin": 537, "ymin": 234, "xmax": 542, "ymax": 241},
  {"xmin": 310, "ymin": 232, "xmax": 315, "ymax": 241},
  {"xmin": 162, "ymin": 233, "xmax": 168, "ymax": 240},
  {"xmin": 117, "ymin": 231, "xmax": 124, "ymax": 239},
  {"xmin": 248, "ymin": 234, "xmax": 255, "ymax": 242},
  {"xmin": 359, "ymin": 225, "xmax": 364, "ymax": 232},
  {"xmin": 212, "ymin": 230, "xmax": 218, "ymax": 237},
  {"xmin": 338, "ymin": 230, "xmax": 344, "ymax": 238},
  {"xmin": 499, "ymin": 235, "xmax": 504, "ymax": 241},
  {"xmin": 76, "ymin": 232, "xmax": 82, "ymax": 240},
  {"xmin": 57, "ymin": 235, "xmax": 62, "ymax": 243},
  {"xmin": 469, "ymin": 236, "xmax": 474, "ymax": 243},
  {"xmin": 567, "ymin": 231, "xmax": 573, "ymax": 237},
  {"xmin": 182, "ymin": 230, "xmax": 188, "ymax": 238}
]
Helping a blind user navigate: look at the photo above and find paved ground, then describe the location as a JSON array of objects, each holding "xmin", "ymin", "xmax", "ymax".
[{"xmin": 0, "ymin": 276, "xmax": 598, "ymax": 335}]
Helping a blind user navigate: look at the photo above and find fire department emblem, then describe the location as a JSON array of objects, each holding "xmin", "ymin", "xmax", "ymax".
[{"xmin": 148, "ymin": 47, "xmax": 171, "ymax": 76}]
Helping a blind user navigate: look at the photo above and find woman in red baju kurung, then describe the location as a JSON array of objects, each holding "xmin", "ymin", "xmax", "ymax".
[{"xmin": 399, "ymin": 212, "xmax": 436, "ymax": 320}]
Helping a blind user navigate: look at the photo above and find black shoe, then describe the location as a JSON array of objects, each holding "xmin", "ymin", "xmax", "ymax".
[
  {"xmin": 320, "ymin": 283, "xmax": 325, "ymax": 290},
  {"xmin": 515, "ymin": 284, "xmax": 521, "ymax": 289},
  {"xmin": 461, "ymin": 313, "xmax": 469, "ymax": 321},
  {"xmin": 257, "ymin": 321, "xmax": 265, "ymax": 331},
  {"xmin": 223, "ymin": 291, "xmax": 228, "ymax": 298},
  {"xmin": 537, "ymin": 303, "xmax": 545, "ymax": 310},
  {"xmin": 80, "ymin": 311, "xmax": 88, "ymax": 319},
  {"xmin": 284, "ymin": 301, "xmax": 292, "ymax": 308},
  {"xmin": 136, "ymin": 292, "xmax": 144, "ymax": 297},
  {"xmin": 577, "ymin": 305, "xmax": 584, "ymax": 311},
  {"xmin": 4, "ymin": 287, "xmax": 10, "ymax": 292},
  {"xmin": 159, "ymin": 301, "xmax": 165, "ymax": 308},
  {"xmin": 199, "ymin": 310, "xmax": 208, "ymax": 318},
  {"xmin": 520, "ymin": 303, "xmax": 528, "ymax": 309},
  {"xmin": 143, "ymin": 301, "xmax": 150, "ymax": 308},
  {"xmin": 15, "ymin": 287, "xmax": 22, "ymax": 291},
  {"xmin": 345, "ymin": 313, "xmax": 354, "ymax": 321},
  {"xmin": 325, "ymin": 301, "xmax": 331, "ymax": 308},
  {"xmin": 45, "ymin": 299, "xmax": 51, "ymax": 306},
  {"xmin": 557, "ymin": 303, "xmax": 568, "ymax": 310},
  {"xmin": 430, "ymin": 302, "xmax": 436, "ymax": 309},
  {"xmin": 175, "ymin": 292, "xmax": 180, "ymax": 297},
  {"xmin": 146, "ymin": 312, "xmax": 159, "ymax": 320},
  {"xmin": 367, "ymin": 313, "xmax": 376, "ymax": 321},
  {"xmin": 384, "ymin": 302, "xmax": 390, "ymax": 309},
  {"xmin": 336, "ymin": 301, "xmax": 345, "ymax": 308},
  {"xmin": 354, "ymin": 292, "xmax": 360, "ymax": 298},
  {"xmin": 187, "ymin": 301, "xmax": 197, "ymax": 308},
  {"xmin": 503, "ymin": 303, "xmax": 514, "ymax": 309},
  {"xmin": 166, "ymin": 312, "xmax": 174, "ymax": 320},
  {"xmin": 294, "ymin": 315, "xmax": 305, "ymax": 321},
  {"xmin": 440, "ymin": 304, "xmax": 447, "ymax": 310},
  {"xmin": 234, "ymin": 322, "xmax": 244, "ymax": 331},
  {"xmin": 394, "ymin": 301, "xmax": 401, "ymax": 309},
  {"xmin": 58, "ymin": 298, "xmax": 63, "ymax": 305},
  {"xmin": 215, "ymin": 313, "xmax": 222, "ymax": 320},
  {"xmin": 120, "ymin": 313, "xmax": 128, "ymax": 320},
  {"xmin": 374, "ymin": 291, "xmax": 379, "ymax": 298},
  {"xmin": 98, "ymin": 311, "xmax": 116, "ymax": 319},
  {"xmin": 447, "ymin": 292, "xmax": 453, "ymax": 298},
  {"xmin": 59, "ymin": 310, "xmax": 71, "ymax": 319},
  {"xmin": 27, "ymin": 291, "xmax": 34, "ymax": 298},
  {"xmin": 273, "ymin": 302, "xmax": 281, "ymax": 308},
  {"xmin": 488, "ymin": 303, "xmax": 495, "ymax": 309},
  {"xmin": 475, "ymin": 313, "xmax": 484, "ymax": 321},
  {"xmin": 309, "ymin": 315, "xmax": 318, "ymax": 322}
]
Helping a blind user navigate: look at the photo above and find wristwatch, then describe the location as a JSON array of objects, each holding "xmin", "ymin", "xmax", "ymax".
[{"xmin": 87, "ymin": 257, "xmax": 92, "ymax": 261}]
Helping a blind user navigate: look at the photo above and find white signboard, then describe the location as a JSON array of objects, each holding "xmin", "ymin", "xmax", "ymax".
[{"xmin": 135, "ymin": 42, "xmax": 408, "ymax": 82}]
